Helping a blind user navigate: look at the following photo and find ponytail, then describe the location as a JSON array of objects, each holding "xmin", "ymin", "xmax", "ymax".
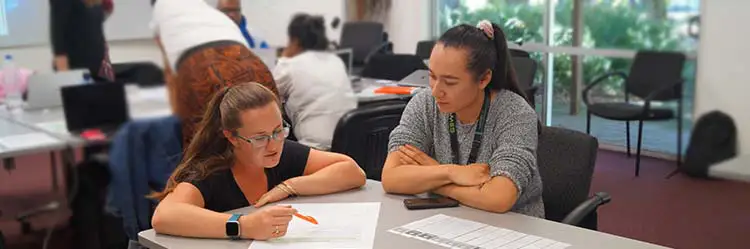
[
  {"xmin": 150, "ymin": 86, "xmax": 235, "ymax": 200},
  {"xmin": 490, "ymin": 23, "xmax": 526, "ymax": 101}
]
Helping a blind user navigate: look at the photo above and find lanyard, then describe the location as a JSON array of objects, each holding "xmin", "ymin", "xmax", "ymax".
[{"xmin": 448, "ymin": 89, "xmax": 491, "ymax": 165}]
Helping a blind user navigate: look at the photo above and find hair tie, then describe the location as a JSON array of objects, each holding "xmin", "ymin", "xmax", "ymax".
[{"xmin": 476, "ymin": 20, "xmax": 494, "ymax": 40}]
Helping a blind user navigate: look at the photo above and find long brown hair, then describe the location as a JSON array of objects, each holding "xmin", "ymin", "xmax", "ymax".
[{"xmin": 151, "ymin": 83, "xmax": 279, "ymax": 200}]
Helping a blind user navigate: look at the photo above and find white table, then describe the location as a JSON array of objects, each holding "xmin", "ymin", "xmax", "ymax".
[
  {"xmin": 709, "ymin": 155, "xmax": 750, "ymax": 183},
  {"xmin": 138, "ymin": 181, "xmax": 666, "ymax": 249}
]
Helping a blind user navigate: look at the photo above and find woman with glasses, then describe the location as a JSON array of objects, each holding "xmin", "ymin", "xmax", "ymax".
[{"xmin": 150, "ymin": 83, "xmax": 366, "ymax": 240}]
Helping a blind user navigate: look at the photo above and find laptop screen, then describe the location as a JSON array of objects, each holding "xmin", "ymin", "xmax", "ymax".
[{"xmin": 61, "ymin": 83, "xmax": 129, "ymax": 133}]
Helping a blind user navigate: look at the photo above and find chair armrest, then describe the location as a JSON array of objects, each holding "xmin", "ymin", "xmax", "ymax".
[
  {"xmin": 364, "ymin": 41, "xmax": 394, "ymax": 64},
  {"xmin": 561, "ymin": 192, "xmax": 612, "ymax": 227},
  {"xmin": 582, "ymin": 71, "xmax": 628, "ymax": 106},
  {"xmin": 643, "ymin": 80, "xmax": 684, "ymax": 109}
]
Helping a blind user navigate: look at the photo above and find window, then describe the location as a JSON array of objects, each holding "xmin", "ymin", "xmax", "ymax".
[{"xmin": 434, "ymin": 0, "xmax": 700, "ymax": 156}]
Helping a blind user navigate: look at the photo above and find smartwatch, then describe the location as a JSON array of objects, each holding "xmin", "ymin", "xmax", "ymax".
[{"xmin": 226, "ymin": 214, "xmax": 243, "ymax": 240}]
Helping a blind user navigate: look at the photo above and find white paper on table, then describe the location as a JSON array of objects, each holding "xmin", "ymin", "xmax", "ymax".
[
  {"xmin": 390, "ymin": 215, "xmax": 571, "ymax": 249},
  {"xmin": 139, "ymin": 87, "xmax": 168, "ymax": 102},
  {"xmin": 0, "ymin": 132, "xmax": 60, "ymax": 150},
  {"xmin": 132, "ymin": 108, "xmax": 173, "ymax": 119},
  {"xmin": 35, "ymin": 121, "xmax": 69, "ymax": 135},
  {"xmin": 250, "ymin": 202, "xmax": 380, "ymax": 249}
]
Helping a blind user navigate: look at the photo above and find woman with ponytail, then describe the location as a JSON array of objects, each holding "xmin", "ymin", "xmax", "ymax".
[
  {"xmin": 273, "ymin": 13, "xmax": 356, "ymax": 150},
  {"xmin": 150, "ymin": 83, "xmax": 365, "ymax": 240},
  {"xmin": 381, "ymin": 21, "xmax": 544, "ymax": 217}
]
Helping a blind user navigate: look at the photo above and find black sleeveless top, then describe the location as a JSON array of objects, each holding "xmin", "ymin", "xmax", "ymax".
[{"xmin": 189, "ymin": 140, "xmax": 310, "ymax": 212}]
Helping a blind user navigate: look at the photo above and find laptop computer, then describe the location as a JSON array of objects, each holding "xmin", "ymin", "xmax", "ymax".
[
  {"xmin": 252, "ymin": 48, "xmax": 278, "ymax": 71},
  {"xmin": 25, "ymin": 70, "xmax": 88, "ymax": 110},
  {"xmin": 61, "ymin": 83, "xmax": 130, "ymax": 136},
  {"xmin": 397, "ymin": 69, "xmax": 430, "ymax": 88}
]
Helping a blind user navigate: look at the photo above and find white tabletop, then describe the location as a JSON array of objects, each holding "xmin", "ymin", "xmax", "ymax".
[
  {"xmin": 709, "ymin": 155, "xmax": 750, "ymax": 183},
  {"xmin": 138, "ymin": 180, "xmax": 666, "ymax": 249},
  {"xmin": 0, "ymin": 117, "xmax": 68, "ymax": 159}
]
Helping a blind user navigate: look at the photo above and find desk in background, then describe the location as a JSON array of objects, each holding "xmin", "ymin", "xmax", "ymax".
[{"xmin": 139, "ymin": 180, "xmax": 666, "ymax": 249}]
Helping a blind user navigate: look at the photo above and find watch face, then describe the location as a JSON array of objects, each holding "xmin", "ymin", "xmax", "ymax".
[{"xmin": 226, "ymin": 222, "xmax": 240, "ymax": 237}]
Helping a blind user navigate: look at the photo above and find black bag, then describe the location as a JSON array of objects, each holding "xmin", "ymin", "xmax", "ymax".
[{"xmin": 682, "ymin": 111, "xmax": 737, "ymax": 178}]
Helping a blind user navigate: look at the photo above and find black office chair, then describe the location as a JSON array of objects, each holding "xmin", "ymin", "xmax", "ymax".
[
  {"xmin": 511, "ymin": 56, "xmax": 538, "ymax": 108},
  {"xmin": 330, "ymin": 101, "xmax": 407, "ymax": 181},
  {"xmin": 537, "ymin": 126, "xmax": 611, "ymax": 230},
  {"xmin": 360, "ymin": 54, "xmax": 428, "ymax": 81},
  {"xmin": 583, "ymin": 51, "xmax": 686, "ymax": 176},
  {"xmin": 339, "ymin": 22, "xmax": 391, "ymax": 75},
  {"xmin": 112, "ymin": 62, "xmax": 165, "ymax": 87},
  {"xmin": 415, "ymin": 40, "xmax": 436, "ymax": 60}
]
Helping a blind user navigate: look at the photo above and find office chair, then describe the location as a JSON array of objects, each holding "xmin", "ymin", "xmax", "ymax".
[
  {"xmin": 338, "ymin": 22, "xmax": 391, "ymax": 74},
  {"xmin": 583, "ymin": 51, "xmax": 686, "ymax": 176},
  {"xmin": 511, "ymin": 56, "xmax": 539, "ymax": 108},
  {"xmin": 330, "ymin": 101, "xmax": 408, "ymax": 181},
  {"xmin": 415, "ymin": 40, "xmax": 436, "ymax": 60},
  {"xmin": 112, "ymin": 62, "xmax": 164, "ymax": 87},
  {"xmin": 360, "ymin": 54, "xmax": 428, "ymax": 81},
  {"xmin": 537, "ymin": 126, "xmax": 611, "ymax": 230}
]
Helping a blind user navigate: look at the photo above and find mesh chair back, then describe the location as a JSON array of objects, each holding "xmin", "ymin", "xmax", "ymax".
[
  {"xmin": 330, "ymin": 102, "xmax": 407, "ymax": 180},
  {"xmin": 537, "ymin": 127, "xmax": 599, "ymax": 225},
  {"xmin": 340, "ymin": 22, "xmax": 385, "ymax": 65},
  {"xmin": 415, "ymin": 40, "xmax": 436, "ymax": 60}
]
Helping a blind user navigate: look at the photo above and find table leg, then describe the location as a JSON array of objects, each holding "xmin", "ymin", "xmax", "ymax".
[
  {"xmin": 2, "ymin": 157, "xmax": 15, "ymax": 172},
  {"xmin": 50, "ymin": 152, "xmax": 59, "ymax": 192}
]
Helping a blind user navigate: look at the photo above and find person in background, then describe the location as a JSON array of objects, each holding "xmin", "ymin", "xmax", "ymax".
[
  {"xmin": 150, "ymin": 83, "xmax": 365, "ymax": 240},
  {"xmin": 381, "ymin": 21, "xmax": 544, "ymax": 217},
  {"xmin": 50, "ymin": 0, "xmax": 115, "ymax": 81},
  {"xmin": 151, "ymin": 0, "xmax": 279, "ymax": 146},
  {"xmin": 217, "ymin": 0, "xmax": 267, "ymax": 49},
  {"xmin": 273, "ymin": 14, "xmax": 356, "ymax": 150}
]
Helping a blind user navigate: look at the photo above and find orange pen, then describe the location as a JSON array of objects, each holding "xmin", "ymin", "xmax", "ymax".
[{"xmin": 294, "ymin": 213, "xmax": 318, "ymax": 225}]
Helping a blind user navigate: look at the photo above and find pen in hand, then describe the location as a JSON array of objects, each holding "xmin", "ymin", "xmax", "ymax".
[{"xmin": 293, "ymin": 213, "xmax": 318, "ymax": 225}]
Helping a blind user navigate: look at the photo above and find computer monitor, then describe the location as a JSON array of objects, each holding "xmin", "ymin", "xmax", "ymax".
[
  {"xmin": 334, "ymin": 48, "xmax": 354, "ymax": 76},
  {"xmin": 61, "ymin": 83, "xmax": 129, "ymax": 133}
]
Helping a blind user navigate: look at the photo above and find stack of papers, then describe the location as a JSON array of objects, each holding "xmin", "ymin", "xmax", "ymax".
[
  {"xmin": 389, "ymin": 214, "xmax": 571, "ymax": 249},
  {"xmin": 251, "ymin": 202, "xmax": 381, "ymax": 249}
]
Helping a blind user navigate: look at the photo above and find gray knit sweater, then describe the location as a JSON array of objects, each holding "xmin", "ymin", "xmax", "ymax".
[{"xmin": 388, "ymin": 89, "xmax": 544, "ymax": 218}]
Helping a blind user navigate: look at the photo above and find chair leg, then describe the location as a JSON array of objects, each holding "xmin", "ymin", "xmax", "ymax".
[
  {"xmin": 635, "ymin": 120, "xmax": 644, "ymax": 177},
  {"xmin": 586, "ymin": 111, "xmax": 592, "ymax": 134},
  {"xmin": 677, "ymin": 99, "xmax": 683, "ymax": 167},
  {"xmin": 626, "ymin": 121, "xmax": 631, "ymax": 157},
  {"xmin": 668, "ymin": 98, "xmax": 685, "ymax": 179}
]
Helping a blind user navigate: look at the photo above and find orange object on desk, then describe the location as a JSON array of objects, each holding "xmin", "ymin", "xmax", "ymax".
[{"xmin": 374, "ymin": 86, "xmax": 416, "ymax": 95}]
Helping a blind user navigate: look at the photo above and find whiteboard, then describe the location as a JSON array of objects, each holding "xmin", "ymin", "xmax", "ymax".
[
  {"xmin": 0, "ymin": 0, "xmax": 153, "ymax": 48},
  {"xmin": 103, "ymin": 0, "xmax": 154, "ymax": 41},
  {"xmin": 0, "ymin": 0, "xmax": 346, "ymax": 48}
]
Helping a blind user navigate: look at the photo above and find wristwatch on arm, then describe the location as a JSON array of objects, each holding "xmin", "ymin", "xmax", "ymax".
[{"xmin": 226, "ymin": 214, "xmax": 243, "ymax": 240}]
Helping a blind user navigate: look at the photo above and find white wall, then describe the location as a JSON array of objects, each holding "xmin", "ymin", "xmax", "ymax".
[
  {"xmin": 242, "ymin": 0, "xmax": 346, "ymax": 47},
  {"xmin": 385, "ymin": 0, "xmax": 433, "ymax": 54},
  {"xmin": 695, "ymin": 0, "xmax": 750, "ymax": 154},
  {"xmin": 0, "ymin": 0, "xmax": 348, "ymax": 73},
  {"xmin": 0, "ymin": 39, "xmax": 162, "ymax": 73}
]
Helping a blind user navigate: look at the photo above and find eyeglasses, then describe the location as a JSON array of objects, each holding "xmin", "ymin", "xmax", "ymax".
[{"xmin": 232, "ymin": 121, "xmax": 291, "ymax": 148}]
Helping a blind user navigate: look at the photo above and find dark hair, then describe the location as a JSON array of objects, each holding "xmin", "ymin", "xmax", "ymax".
[
  {"xmin": 437, "ymin": 23, "xmax": 527, "ymax": 101},
  {"xmin": 288, "ymin": 13, "xmax": 329, "ymax": 51},
  {"xmin": 150, "ymin": 83, "xmax": 279, "ymax": 200}
]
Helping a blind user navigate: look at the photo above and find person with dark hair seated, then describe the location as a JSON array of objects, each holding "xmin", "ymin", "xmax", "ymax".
[
  {"xmin": 273, "ymin": 14, "xmax": 356, "ymax": 150},
  {"xmin": 381, "ymin": 21, "xmax": 544, "ymax": 217}
]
